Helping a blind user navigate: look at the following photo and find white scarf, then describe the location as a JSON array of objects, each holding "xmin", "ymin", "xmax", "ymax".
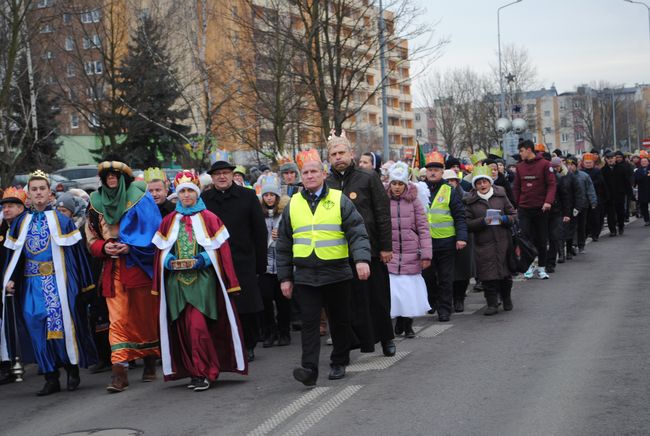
[{"xmin": 477, "ymin": 187, "xmax": 494, "ymax": 201}]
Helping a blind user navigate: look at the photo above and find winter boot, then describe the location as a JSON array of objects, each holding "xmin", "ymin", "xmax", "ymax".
[
  {"xmin": 484, "ymin": 288, "xmax": 499, "ymax": 316},
  {"xmin": 107, "ymin": 364, "xmax": 129, "ymax": 393},
  {"xmin": 65, "ymin": 364, "xmax": 81, "ymax": 391},
  {"xmin": 501, "ymin": 280, "xmax": 513, "ymax": 311},
  {"xmin": 394, "ymin": 317, "xmax": 404, "ymax": 336},
  {"xmin": 142, "ymin": 356, "xmax": 157, "ymax": 382},
  {"xmin": 557, "ymin": 248, "xmax": 566, "ymax": 264},
  {"xmin": 403, "ymin": 318, "xmax": 415, "ymax": 339},
  {"xmin": 37, "ymin": 370, "xmax": 61, "ymax": 396}
]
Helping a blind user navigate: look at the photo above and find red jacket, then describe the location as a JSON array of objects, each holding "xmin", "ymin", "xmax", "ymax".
[{"xmin": 513, "ymin": 155, "xmax": 557, "ymax": 209}]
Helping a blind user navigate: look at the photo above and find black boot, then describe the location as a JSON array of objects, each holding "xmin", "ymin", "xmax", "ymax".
[
  {"xmin": 483, "ymin": 288, "xmax": 499, "ymax": 316},
  {"xmin": 37, "ymin": 370, "xmax": 61, "ymax": 396},
  {"xmin": 394, "ymin": 317, "xmax": 404, "ymax": 336},
  {"xmin": 501, "ymin": 280, "xmax": 513, "ymax": 311},
  {"xmin": 454, "ymin": 299, "xmax": 465, "ymax": 313},
  {"xmin": 65, "ymin": 364, "xmax": 81, "ymax": 391},
  {"xmin": 557, "ymin": 248, "xmax": 565, "ymax": 264},
  {"xmin": 403, "ymin": 318, "xmax": 415, "ymax": 339}
]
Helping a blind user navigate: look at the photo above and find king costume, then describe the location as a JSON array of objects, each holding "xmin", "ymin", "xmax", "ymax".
[
  {"xmin": 153, "ymin": 171, "xmax": 247, "ymax": 391},
  {"xmin": 1, "ymin": 172, "xmax": 96, "ymax": 395},
  {"xmin": 84, "ymin": 160, "xmax": 162, "ymax": 392}
]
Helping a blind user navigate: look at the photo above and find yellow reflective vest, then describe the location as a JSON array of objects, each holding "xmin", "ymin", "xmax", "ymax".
[
  {"xmin": 428, "ymin": 184, "xmax": 456, "ymax": 239},
  {"xmin": 290, "ymin": 188, "xmax": 349, "ymax": 260}
]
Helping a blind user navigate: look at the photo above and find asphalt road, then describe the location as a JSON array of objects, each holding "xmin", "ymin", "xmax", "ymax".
[{"xmin": 1, "ymin": 220, "xmax": 649, "ymax": 436}]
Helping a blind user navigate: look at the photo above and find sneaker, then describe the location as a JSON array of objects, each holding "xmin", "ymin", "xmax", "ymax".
[
  {"xmin": 537, "ymin": 267, "xmax": 550, "ymax": 280},
  {"xmin": 523, "ymin": 265, "xmax": 536, "ymax": 279},
  {"xmin": 193, "ymin": 378, "xmax": 210, "ymax": 391},
  {"xmin": 187, "ymin": 377, "xmax": 202, "ymax": 389}
]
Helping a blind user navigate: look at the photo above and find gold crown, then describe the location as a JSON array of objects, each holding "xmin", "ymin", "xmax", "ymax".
[
  {"xmin": 174, "ymin": 170, "xmax": 200, "ymax": 189},
  {"xmin": 28, "ymin": 169, "xmax": 50, "ymax": 183},
  {"xmin": 144, "ymin": 167, "xmax": 166, "ymax": 183}
]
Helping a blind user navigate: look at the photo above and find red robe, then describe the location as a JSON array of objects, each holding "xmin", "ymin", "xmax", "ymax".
[{"xmin": 153, "ymin": 209, "xmax": 247, "ymax": 380}]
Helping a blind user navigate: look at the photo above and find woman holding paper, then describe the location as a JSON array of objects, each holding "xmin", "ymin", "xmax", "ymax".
[
  {"xmin": 464, "ymin": 166, "xmax": 517, "ymax": 316},
  {"xmin": 152, "ymin": 171, "xmax": 247, "ymax": 391}
]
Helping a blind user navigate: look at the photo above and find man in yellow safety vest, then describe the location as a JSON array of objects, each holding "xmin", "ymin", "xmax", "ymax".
[
  {"xmin": 276, "ymin": 149, "xmax": 371, "ymax": 387},
  {"xmin": 422, "ymin": 152, "xmax": 468, "ymax": 322}
]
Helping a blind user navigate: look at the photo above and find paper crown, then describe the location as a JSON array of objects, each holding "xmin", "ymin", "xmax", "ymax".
[
  {"xmin": 234, "ymin": 165, "xmax": 246, "ymax": 175},
  {"xmin": 173, "ymin": 170, "xmax": 201, "ymax": 193},
  {"xmin": 470, "ymin": 150, "xmax": 487, "ymax": 165},
  {"xmin": 209, "ymin": 149, "xmax": 231, "ymax": 165},
  {"xmin": 639, "ymin": 150, "xmax": 648, "ymax": 159},
  {"xmin": 582, "ymin": 152, "xmax": 597, "ymax": 162},
  {"xmin": 144, "ymin": 167, "xmax": 166, "ymax": 183},
  {"xmin": 534, "ymin": 143, "xmax": 546, "ymax": 152},
  {"xmin": 276, "ymin": 152, "xmax": 294, "ymax": 166},
  {"xmin": 488, "ymin": 146, "xmax": 503, "ymax": 158},
  {"xmin": 296, "ymin": 149, "xmax": 322, "ymax": 170},
  {"xmin": 1, "ymin": 187, "xmax": 27, "ymax": 205},
  {"xmin": 97, "ymin": 161, "xmax": 133, "ymax": 177},
  {"xmin": 425, "ymin": 151, "xmax": 445, "ymax": 167},
  {"xmin": 471, "ymin": 165, "xmax": 493, "ymax": 185},
  {"xmin": 28, "ymin": 169, "xmax": 50, "ymax": 184},
  {"xmin": 326, "ymin": 129, "xmax": 351, "ymax": 149}
]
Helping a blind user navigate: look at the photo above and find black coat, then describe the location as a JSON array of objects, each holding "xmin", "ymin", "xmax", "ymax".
[
  {"xmin": 157, "ymin": 200, "xmax": 176, "ymax": 218},
  {"xmin": 552, "ymin": 172, "xmax": 574, "ymax": 217},
  {"xmin": 327, "ymin": 164, "xmax": 392, "ymax": 257},
  {"xmin": 201, "ymin": 184, "xmax": 267, "ymax": 314},
  {"xmin": 494, "ymin": 172, "xmax": 516, "ymax": 208},
  {"xmin": 602, "ymin": 163, "xmax": 633, "ymax": 202},
  {"xmin": 635, "ymin": 166, "xmax": 650, "ymax": 203},
  {"xmin": 583, "ymin": 167, "xmax": 609, "ymax": 202}
]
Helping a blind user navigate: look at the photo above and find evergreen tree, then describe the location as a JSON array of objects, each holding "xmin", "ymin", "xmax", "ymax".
[
  {"xmin": 12, "ymin": 56, "xmax": 64, "ymax": 174},
  {"xmin": 116, "ymin": 15, "xmax": 189, "ymax": 168}
]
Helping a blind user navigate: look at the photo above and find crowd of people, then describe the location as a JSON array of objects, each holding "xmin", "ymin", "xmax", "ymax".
[{"xmin": 0, "ymin": 133, "xmax": 648, "ymax": 395}]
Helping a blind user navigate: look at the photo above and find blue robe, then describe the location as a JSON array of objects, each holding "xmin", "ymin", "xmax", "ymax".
[{"xmin": 2, "ymin": 208, "xmax": 96, "ymax": 371}]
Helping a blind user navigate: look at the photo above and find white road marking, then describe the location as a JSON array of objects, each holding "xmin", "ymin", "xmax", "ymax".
[
  {"xmin": 283, "ymin": 385, "xmax": 363, "ymax": 436},
  {"xmin": 247, "ymin": 387, "xmax": 330, "ymax": 436},
  {"xmin": 347, "ymin": 351, "xmax": 410, "ymax": 372},
  {"xmin": 417, "ymin": 324, "xmax": 453, "ymax": 338}
]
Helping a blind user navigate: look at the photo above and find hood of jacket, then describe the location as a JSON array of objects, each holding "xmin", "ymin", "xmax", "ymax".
[{"xmin": 386, "ymin": 182, "xmax": 418, "ymax": 202}]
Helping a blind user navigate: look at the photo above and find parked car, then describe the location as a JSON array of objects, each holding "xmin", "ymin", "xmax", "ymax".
[
  {"xmin": 53, "ymin": 165, "xmax": 101, "ymax": 192},
  {"xmin": 12, "ymin": 174, "xmax": 78, "ymax": 192}
]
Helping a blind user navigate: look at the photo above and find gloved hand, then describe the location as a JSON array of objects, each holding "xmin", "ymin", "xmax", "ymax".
[
  {"xmin": 192, "ymin": 252, "xmax": 211, "ymax": 270},
  {"xmin": 164, "ymin": 253, "xmax": 177, "ymax": 270},
  {"xmin": 500, "ymin": 215, "xmax": 509, "ymax": 225}
]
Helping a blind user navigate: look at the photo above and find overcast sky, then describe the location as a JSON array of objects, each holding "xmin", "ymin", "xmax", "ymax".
[{"xmin": 409, "ymin": 0, "xmax": 650, "ymax": 102}]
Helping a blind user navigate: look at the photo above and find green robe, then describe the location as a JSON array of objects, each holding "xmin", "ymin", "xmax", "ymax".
[{"xmin": 165, "ymin": 224, "xmax": 218, "ymax": 322}]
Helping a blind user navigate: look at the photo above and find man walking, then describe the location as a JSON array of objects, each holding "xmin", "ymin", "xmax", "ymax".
[
  {"xmin": 602, "ymin": 151, "xmax": 633, "ymax": 236},
  {"xmin": 512, "ymin": 140, "xmax": 557, "ymax": 280},
  {"xmin": 277, "ymin": 149, "xmax": 370, "ymax": 386}
]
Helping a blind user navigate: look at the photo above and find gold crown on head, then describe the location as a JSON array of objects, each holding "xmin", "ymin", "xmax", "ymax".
[
  {"xmin": 28, "ymin": 169, "xmax": 50, "ymax": 183},
  {"xmin": 144, "ymin": 167, "xmax": 166, "ymax": 183},
  {"xmin": 174, "ymin": 170, "xmax": 200, "ymax": 189}
]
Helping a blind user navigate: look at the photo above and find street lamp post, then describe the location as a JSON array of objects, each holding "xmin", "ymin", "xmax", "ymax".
[
  {"xmin": 624, "ymin": 0, "xmax": 650, "ymax": 48},
  {"xmin": 378, "ymin": 0, "xmax": 390, "ymax": 161},
  {"xmin": 497, "ymin": 0, "xmax": 522, "ymax": 118}
]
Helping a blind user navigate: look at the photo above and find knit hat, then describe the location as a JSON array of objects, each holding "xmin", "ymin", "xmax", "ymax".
[
  {"xmin": 388, "ymin": 162, "xmax": 410, "ymax": 184},
  {"xmin": 55, "ymin": 192, "xmax": 77, "ymax": 214},
  {"xmin": 445, "ymin": 156, "xmax": 461, "ymax": 169},
  {"xmin": 471, "ymin": 165, "xmax": 493, "ymax": 187},
  {"xmin": 279, "ymin": 162, "xmax": 299, "ymax": 174},
  {"xmin": 258, "ymin": 173, "xmax": 281, "ymax": 197},
  {"xmin": 550, "ymin": 156, "xmax": 562, "ymax": 167}
]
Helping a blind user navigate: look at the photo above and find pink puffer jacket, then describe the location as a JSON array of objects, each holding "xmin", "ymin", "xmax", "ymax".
[{"xmin": 387, "ymin": 182, "xmax": 432, "ymax": 275}]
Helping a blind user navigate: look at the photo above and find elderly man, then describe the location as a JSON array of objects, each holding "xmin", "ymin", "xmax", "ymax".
[
  {"xmin": 422, "ymin": 152, "xmax": 467, "ymax": 322},
  {"xmin": 145, "ymin": 168, "xmax": 175, "ymax": 218},
  {"xmin": 85, "ymin": 159, "xmax": 162, "ymax": 393},
  {"xmin": 277, "ymin": 149, "xmax": 370, "ymax": 386},
  {"xmin": 326, "ymin": 131, "xmax": 395, "ymax": 356},
  {"xmin": 201, "ymin": 159, "xmax": 267, "ymax": 362}
]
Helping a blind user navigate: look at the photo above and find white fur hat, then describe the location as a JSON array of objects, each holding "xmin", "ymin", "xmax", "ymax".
[{"xmin": 388, "ymin": 162, "xmax": 410, "ymax": 184}]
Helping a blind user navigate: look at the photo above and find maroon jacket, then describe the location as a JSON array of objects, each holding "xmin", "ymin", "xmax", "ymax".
[{"xmin": 513, "ymin": 155, "xmax": 557, "ymax": 209}]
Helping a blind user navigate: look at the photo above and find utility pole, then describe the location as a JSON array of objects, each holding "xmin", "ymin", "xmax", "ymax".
[{"xmin": 378, "ymin": 0, "xmax": 389, "ymax": 161}]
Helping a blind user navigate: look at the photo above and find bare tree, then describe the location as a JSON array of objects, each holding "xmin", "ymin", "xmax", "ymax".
[{"xmin": 491, "ymin": 43, "xmax": 539, "ymax": 116}]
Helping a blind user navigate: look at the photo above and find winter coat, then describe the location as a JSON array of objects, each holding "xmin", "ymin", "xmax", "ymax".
[
  {"xmin": 513, "ymin": 155, "xmax": 557, "ymax": 209},
  {"xmin": 464, "ymin": 186, "xmax": 516, "ymax": 282},
  {"xmin": 327, "ymin": 163, "xmax": 392, "ymax": 257},
  {"xmin": 602, "ymin": 163, "xmax": 634, "ymax": 202},
  {"xmin": 201, "ymin": 183, "xmax": 267, "ymax": 314},
  {"xmin": 451, "ymin": 185, "xmax": 475, "ymax": 281},
  {"xmin": 634, "ymin": 165, "xmax": 650, "ymax": 203},
  {"xmin": 386, "ymin": 183, "xmax": 432, "ymax": 275},
  {"xmin": 570, "ymin": 170, "xmax": 598, "ymax": 210},
  {"xmin": 425, "ymin": 180, "xmax": 468, "ymax": 251},
  {"xmin": 552, "ymin": 171, "xmax": 574, "ymax": 217},
  {"xmin": 276, "ymin": 185, "xmax": 371, "ymax": 287},
  {"xmin": 583, "ymin": 167, "xmax": 609, "ymax": 202},
  {"xmin": 494, "ymin": 172, "xmax": 516, "ymax": 207}
]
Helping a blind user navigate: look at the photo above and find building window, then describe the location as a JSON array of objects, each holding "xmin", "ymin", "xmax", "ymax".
[
  {"xmin": 81, "ymin": 9, "xmax": 101, "ymax": 24},
  {"xmin": 543, "ymin": 110, "xmax": 551, "ymax": 117},
  {"xmin": 36, "ymin": 0, "xmax": 53, "ymax": 8},
  {"xmin": 527, "ymin": 104, "xmax": 535, "ymax": 113},
  {"xmin": 87, "ymin": 85, "xmax": 104, "ymax": 100},
  {"xmin": 84, "ymin": 60, "xmax": 103, "ymax": 75},
  {"xmin": 63, "ymin": 13, "xmax": 71, "ymax": 24},
  {"xmin": 576, "ymin": 132, "xmax": 584, "ymax": 141},
  {"xmin": 560, "ymin": 117, "xmax": 568, "ymax": 128},
  {"xmin": 415, "ymin": 113, "xmax": 421, "ymax": 121},
  {"xmin": 65, "ymin": 36, "xmax": 74, "ymax": 51},
  {"xmin": 561, "ymin": 133, "xmax": 570, "ymax": 143},
  {"xmin": 40, "ymin": 23, "xmax": 54, "ymax": 33},
  {"xmin": 82, "ymin": 34, "xmax": 101, "ymax": 49},
  {"xmin": 559, "ymin": 101, "xmax": 567, "ymax": 111},
  {"xmin": 42, "ymin": 51, "xmax": 55, "ymax": 60},
  {"xmin": 71, "ymin": 113, "xmax": 80, "ymax": 129},
  {"xmin": 88, "ymin": 113, "xmax": 100, "ymax": 128},
  {"xmin": 66, "ymin": 64, "xmax": 76, "ymax": 77},
  {"xmin": 416, "ymin": 128, "xmax": 422, "ymax": 137}
]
